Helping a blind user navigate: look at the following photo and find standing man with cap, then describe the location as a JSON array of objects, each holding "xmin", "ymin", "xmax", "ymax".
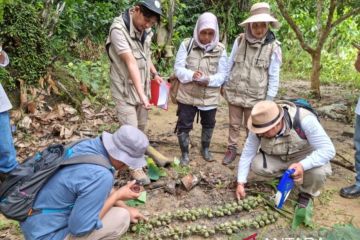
[
  {"xmin": 340, "ymin": 48, "xmax": 360, "ymax": 198},
  {"xmin": 21, "ymin": 125, "xmax": 148, "ymax": 240},
  {"xmin": 222, "ymin": 2, "xmax": 282, "ymax": 165},
  {"xmin": 235, "ymin": 100, "xmax": 335, "ymax": 208},
  {"xmin": 106, "ymin": 0, "xmax": 163, "ymax": 184},
  {"xmin": 0, "ymin": 47, "xmax": 19, "ymax": 181}
]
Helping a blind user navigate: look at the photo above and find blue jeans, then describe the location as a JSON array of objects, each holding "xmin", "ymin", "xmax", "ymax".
[
  {"xmin": 0, "ymin": 111, "xmax": 18, "ymax": 173},
  {"xmin": 355, "ymin": 114, "xmax": 360, "ymax": 186}
]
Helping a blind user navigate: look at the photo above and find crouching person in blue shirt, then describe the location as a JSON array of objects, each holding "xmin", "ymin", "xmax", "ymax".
[{"xmin": 21, "ymin": 125, "xmax": 149, "ymax": 240}]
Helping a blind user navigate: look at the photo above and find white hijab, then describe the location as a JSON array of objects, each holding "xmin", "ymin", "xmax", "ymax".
[{"xmin": 193, "ymin": 12, "xmax": 219, "ymax": 52}]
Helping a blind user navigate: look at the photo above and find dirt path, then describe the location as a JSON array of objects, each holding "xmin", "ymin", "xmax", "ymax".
[{"xmin": 1, "ymin": 80, "xmax": 359, "ymax": 239}]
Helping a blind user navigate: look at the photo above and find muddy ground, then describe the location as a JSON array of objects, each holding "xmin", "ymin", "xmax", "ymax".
[{"xmin": 1, "ymin": 80, "xmax": 359, "ymax": 239}]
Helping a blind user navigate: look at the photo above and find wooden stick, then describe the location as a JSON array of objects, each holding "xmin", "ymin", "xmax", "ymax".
[{"xmin": 331, "ymin": 159, "xmax": 355, "ymax": 172}]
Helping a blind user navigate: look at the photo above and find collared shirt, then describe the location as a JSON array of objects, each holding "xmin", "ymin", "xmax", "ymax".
[
  {"xmin": 110, "ymin": 9, "xmax": 151, "ymax": 55},
  {"xmin": 225, "ymin": 38, "xmax": 282, "ymax": 98},
  {"xmin": 356, "ymin": 96, "xmax": 360, "ymax": 115},
  {"xmin": 237, "ymin": 115, "xmax": 335, "ymax": 183},
  {"xmin": 174, "ymin": 41, "xmax": 228, "ymax": 110},
  {"xmin": 20, "ymin": 137, "xmax": 114, "ymax": 240},
  {"xmin": 0, "ymin": 51, "xmax": 12, "ymax": 113}
]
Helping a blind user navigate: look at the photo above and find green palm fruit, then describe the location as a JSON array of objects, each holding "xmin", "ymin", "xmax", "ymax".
[
  {"xmin": 243, "ymin": 204, "xmax": 250, "ymax": 210},
  {"xmin": 226, "ymin": 229, "xmax": 233, "ymax": 235},
  {"xmin": 266, "ymin": 219, "xmax": 271, "ymax": 225},
  {"xmin": 204, "ymin": 232, "xmax": 209, "ymax": 238},
  {"xmin": 259, "ymin": 220, "xmax": 265, "ymax": 227}
]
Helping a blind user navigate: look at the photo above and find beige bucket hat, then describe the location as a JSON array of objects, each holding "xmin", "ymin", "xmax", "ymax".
[
  {"xmin": 247, "ymin": 100, "xmax": 284, "ymax": 134},
  {"xmin": 102, "ymin": 125, "xmax": 149, "ymax": 169},
  {"xmin": 239, "ymin": 2, "xmax": 280, "ymax": 29}
]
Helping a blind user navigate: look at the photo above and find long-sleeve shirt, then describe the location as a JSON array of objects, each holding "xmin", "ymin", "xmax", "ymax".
[
  {"xmin": 174, "ymin": 41, "xmax": 228, "ymax": 110},
  {"xmin": 225, "ymin": 38, "xmax": 282, "ymax": 98},
  {"xmin": 237, "ymin": 114, "xmax": 336, "ymax": 183},
  {"xmin": 356, "ymin": 97, "xmax": 360, "ymax": 115},
  {"xmin": 0, "ymin": 50, "xmax": 12, "ymax": 113},
  {"xmin": 20, "ymin": 137, "xmax": 114, "ymax": 240}
]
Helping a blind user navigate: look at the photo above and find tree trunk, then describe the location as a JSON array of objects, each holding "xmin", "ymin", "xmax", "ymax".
[{"xmin": 310, "ymin": 51, "xmax": 321, "ymax": 98}]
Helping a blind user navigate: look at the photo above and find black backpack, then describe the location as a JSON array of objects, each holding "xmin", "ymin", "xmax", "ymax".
[
  {"xmin": 0, "ymin": 140, "xmax": 112, "ymax": 222},
  {"xmin": 289, "ymin": 98, "xmax": 319, "ymax": 139}
]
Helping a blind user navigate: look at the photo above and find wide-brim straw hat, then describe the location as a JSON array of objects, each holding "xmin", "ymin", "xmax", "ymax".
[
  {"xmin": 239, "ymin": 2, "xmax": 280, "ymax": 29},
  {"xmin": 247, "ymin": 100, "xmax": 284, "ymax": 134}
]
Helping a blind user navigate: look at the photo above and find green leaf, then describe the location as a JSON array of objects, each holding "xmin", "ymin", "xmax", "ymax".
[
  {"xmin": 146, "ymin": 157, "xmax": 167, "ymax": 181},
  {"xmin": 125, "ymin": 191, "xmax": 147, "ymax": 207},
  {"xmin": 326, "ymin": 224, "xmax": 360, "ymax": 240},
  {"xmin": 291, "ymin": 199, "xmax": 314, "ymax": 230},
  {"xmin": 173, "ymin": 157, "xmax": 180, "ymax": 166}
]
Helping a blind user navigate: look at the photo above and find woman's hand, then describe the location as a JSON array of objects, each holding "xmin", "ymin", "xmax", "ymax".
[
  {"xmin": 235, "ymin": 183, "xmax": 246, "ymax": 200},
  {"xmin": 126, "ymin": 207, "xmax": 147, "ymax": 223},
  {"xmin": 288, "ymin": 163, "xmax": 304, "ymax": 185},
  {"xmin": 192, "ymin": 70, "xmax": 203, "ymax": 81},
  {"xmin": 115, "ymin": 180, "xmax": 141, "ymax": 201}
]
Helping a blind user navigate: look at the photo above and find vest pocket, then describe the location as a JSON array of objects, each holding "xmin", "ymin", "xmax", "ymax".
[{"xmin": 133, "ymin": 50, "xmax": 146, "ymax": 69}]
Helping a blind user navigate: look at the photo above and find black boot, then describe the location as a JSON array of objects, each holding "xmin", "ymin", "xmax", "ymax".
[
  {"xmin": 201, "ymin": 128, "xmax": 214, "ymax": 162},
  {"xmin": 340, "ymin": 184, "xmax": 360, "ymax": 198},
  {"xmin": 178, "ymin": 132, "xmax": 190, "ymax": 165}
]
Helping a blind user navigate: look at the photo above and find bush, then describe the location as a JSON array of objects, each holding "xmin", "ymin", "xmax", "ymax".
[{"xmin": 0, "ymin": 1, "xmax": 51, "ymax": 86}]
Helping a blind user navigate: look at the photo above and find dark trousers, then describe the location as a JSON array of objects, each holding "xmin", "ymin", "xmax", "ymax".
[{"xmin": 176, "ymin": 102, "xmax": 217, "ymax": 134}]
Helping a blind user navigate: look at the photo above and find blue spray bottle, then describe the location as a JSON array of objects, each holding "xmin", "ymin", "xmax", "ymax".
[{"xmin": 275, "ymin": 168, "xmax": 295, "ymax": 209}]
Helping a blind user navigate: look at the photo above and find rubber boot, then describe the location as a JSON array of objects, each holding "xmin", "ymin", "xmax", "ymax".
[
  {"xmin": 177, "ymin": 132, "xmax": 190, "ymax": 165},
  {"xmin": 201, "ymin": 128, "xmax": 214, "ymax": 162}
]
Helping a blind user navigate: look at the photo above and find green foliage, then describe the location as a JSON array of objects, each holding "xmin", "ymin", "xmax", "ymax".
[
  {"xmin": 325, "ymin": 224, "xmax": 360, "ymax": 240},
  {"xmin": 0, "ymin": 0, "xmax": 14, "ymax": 22},
  {"xmin": 172, "ymin": 0, "xmax": 206, "ymax": 47},
  {"xmin": 126, "ymin": 191, "xmax": 147, "ymax": 207},
  {"xmin": 64, "ymin": 55, "xmax": 111, "ymax": 103},
  {"xmin": 146, "ymin": 157, "xmax": 167, "ymax": 181},
  {"xmin": 291, "ymin": 199, "xmax": 314, "ymax": 230},
  {"xmin": 57, "ymin": 0, "xmax": 134, "ymax": 43},
  {"xmin": 0, "ymin": 1, "xmax": 51, "ymax": 86},
  {"xmin": 269, "ymin": 0, "xmax": 360, "ymax": 88}
]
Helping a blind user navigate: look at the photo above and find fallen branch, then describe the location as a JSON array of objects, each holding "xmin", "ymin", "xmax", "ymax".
[
  {"xmin": 336, "ymin": 152, "xmax": 355, "ymax": 166},
  {"xmin": 331, "ymin": 159, "xmax": 355, "ymax": 172}
]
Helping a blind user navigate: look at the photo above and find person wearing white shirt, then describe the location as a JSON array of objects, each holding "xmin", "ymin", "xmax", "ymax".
[
  {"xmin": 340, "ymin": 50, "xmax": 360, "ymax": 198},
  {"xmin": 236, "ymin": 100, "xmax": 335, "ymax": 208},
  {"xmin": 0, "ymin": 48, "xmax": 18, "ymax": 179},
  {"xmin": 174, "ymin": 12, "xmax": 227, "ymax": 165}
]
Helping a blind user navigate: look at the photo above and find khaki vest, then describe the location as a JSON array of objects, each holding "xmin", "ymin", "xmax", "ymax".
[
  {"xmin": 176, "ymin": 38, "xmax": 224, "ymax": 106},
  {"xmin": 260, "ymin": 101, "xmax": 314, "ymax": 162},
  {"xmin": 223, "ymin": 33, "xmax": 278, "ymax": 107},
  {"xmin": 106, "ymin": 13, "xmax": 153, "ymax": 105}
]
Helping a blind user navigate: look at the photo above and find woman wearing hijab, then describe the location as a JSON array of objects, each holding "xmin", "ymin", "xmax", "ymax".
[
  {"xmin": 222, "ymin": 2, "xmax": 282, "ymax": 165},
  {"xmin": 174, "ymin": 12, "xmax": 227, "ymax": 165}
]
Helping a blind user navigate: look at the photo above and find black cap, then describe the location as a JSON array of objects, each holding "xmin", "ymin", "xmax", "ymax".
[{"xmin": 139, "ymin": 0, "xmax": 163, "ymax": 16}]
